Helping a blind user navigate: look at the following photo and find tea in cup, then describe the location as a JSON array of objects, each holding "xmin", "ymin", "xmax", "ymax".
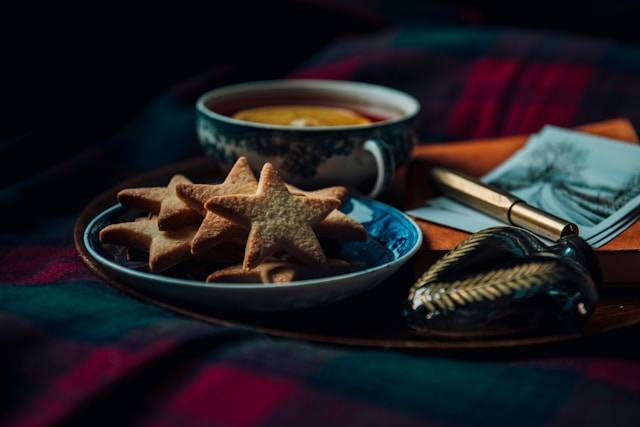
[{"xmin": 196, "ymin": 79, "xmax": 419, "ymax": 197}]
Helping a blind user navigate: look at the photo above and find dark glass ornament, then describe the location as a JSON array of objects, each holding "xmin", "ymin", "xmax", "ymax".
[{"xmin": 404, "ymin": 227, "xmax": 601, "ymax": 338}]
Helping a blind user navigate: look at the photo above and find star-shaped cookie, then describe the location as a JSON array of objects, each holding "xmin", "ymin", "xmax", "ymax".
[
  {"xmin": 99, "ymin": 216, "xmax": 197, "ymax": 272},
  {"xmin": 175, "ymin": 157, "xmax": 257, "ymax": 254},
  {"xmin": 205, "ymin": 163, "xmax": 340, "ymax": 269},
  {"xmin": 207, "ymin": 259, "xmax": 353, "ymax": 284},
  {"xmin": 286, "ymin": 184, "xmax": 367, "ymax": 241},
  {"xmin": 118, "ymin": 175, "xmax": 201, "ymax": 230}
]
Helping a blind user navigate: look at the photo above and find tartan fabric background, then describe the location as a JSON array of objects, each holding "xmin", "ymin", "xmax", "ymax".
[{"xmin": 2, "ymin": 27, "xmax": 640, "ymax": 426}]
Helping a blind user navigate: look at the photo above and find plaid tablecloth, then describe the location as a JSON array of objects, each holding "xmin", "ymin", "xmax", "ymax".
[{"xmin": 3, "ymin": 28, "xmax": 640, "ymax": 426}]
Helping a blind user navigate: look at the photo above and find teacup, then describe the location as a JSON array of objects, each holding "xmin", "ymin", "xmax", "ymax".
[{"xmin": 196, "ymin": 79, "xmax": 420, "ymax": 197}]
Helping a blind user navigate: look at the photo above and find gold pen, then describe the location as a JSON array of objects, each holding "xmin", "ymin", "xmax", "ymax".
[{"xmin": 430, "ymin": 167, "xmax": 579, "ymax": 241}]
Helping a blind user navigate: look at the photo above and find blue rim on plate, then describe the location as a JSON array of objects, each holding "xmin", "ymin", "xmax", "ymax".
[{"xmin": 83, "ymin": 196, "xmax": 423, "ymax": 290}]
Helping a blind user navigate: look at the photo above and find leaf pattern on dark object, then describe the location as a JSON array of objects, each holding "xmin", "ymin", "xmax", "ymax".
[
  {"xmin": 415, "ymin": 262, "xmax": 560, "ymax": 314},
  {"xmin": 408, "ymin": 227, "xmax": 496, "ymax": 301}
]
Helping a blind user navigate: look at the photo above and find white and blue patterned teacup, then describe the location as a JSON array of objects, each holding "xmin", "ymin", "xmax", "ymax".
[{"xmin": 196, "ymin": 79, "xmax": 419, "ymax": 197}]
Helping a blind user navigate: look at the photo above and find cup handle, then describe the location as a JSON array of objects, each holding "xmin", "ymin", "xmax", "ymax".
[{"xmin": 363, "ymin": 139, "xmax": 395, "ymax": 198}]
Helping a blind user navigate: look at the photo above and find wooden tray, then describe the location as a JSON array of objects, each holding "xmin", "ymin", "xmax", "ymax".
[{"xmin": 74, "ymin": 157, "xmax": 640, "ymax": 350}]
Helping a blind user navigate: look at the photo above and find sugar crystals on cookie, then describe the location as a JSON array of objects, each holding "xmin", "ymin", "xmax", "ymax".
[{"xmin": 205, "ymin": 163, "xmax": 340, "ymax": 269}]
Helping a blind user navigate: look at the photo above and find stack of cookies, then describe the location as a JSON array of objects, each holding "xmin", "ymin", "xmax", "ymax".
[{"xmin": 99, "ymin": 157, "xmax": 367, "ymax": 284}]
